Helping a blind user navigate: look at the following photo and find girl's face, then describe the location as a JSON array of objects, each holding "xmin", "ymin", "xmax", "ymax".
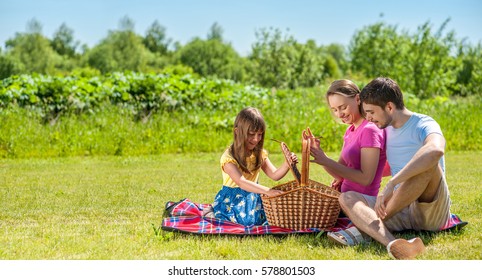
[
  {"xmin": 328, "ymin": 94, "xmax": 361, "ymax": 125},
  {"xmin": 245, "ymin": 129, "xmax": 264, "ymax": 151}
]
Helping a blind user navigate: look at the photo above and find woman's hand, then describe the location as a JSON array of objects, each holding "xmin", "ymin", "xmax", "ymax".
[
  {"xmin": 331, "ymin": 179, "xmax": 342, "ymax": 191},
  {"xmin": 304, "ymin": 127, "xmax": 328, "ymax": 165},
  {"xmin": 309, "ymin": 141, "xmax": 329, "ymax": 165}
]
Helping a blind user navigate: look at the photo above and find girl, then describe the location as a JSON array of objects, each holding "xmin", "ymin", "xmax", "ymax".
[{"xmin": 210, "ymin": 107, "xmax": 297, "ymax": 226}]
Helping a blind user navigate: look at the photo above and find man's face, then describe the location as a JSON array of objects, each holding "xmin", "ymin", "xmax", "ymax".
[{"xmin": 362, "ymin": 103, "xmax": 392, "ymax": 129}]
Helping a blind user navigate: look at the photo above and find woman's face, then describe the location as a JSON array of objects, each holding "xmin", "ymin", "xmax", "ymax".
[
  {"xmin": 328, "ymin": 94, "xmax": 360, "ymax": 125},
  {"xmin": 245, "ymin": 129, "xmax": 264, "ymax": 151}
]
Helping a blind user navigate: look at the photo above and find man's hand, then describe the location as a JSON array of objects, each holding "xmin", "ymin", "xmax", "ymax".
[{"xmin": 376, "ymin": 182, "xmax": 395, "ymax": 219}]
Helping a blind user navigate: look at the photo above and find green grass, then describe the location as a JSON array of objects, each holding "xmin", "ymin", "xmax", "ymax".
[{"xmin": 1, "ymin": 151, "xmax": 480, "ymax": 260}]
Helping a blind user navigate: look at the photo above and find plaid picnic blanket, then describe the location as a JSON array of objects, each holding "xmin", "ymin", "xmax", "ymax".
[
  {"xmin": 161, "ymin": 198, "xmax": 352, "ymax": 235},
  {"xmin": 161, "ymin": 198, "xmax": 467, "ymax": 236}
]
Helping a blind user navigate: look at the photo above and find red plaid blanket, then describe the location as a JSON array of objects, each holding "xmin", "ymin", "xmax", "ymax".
[
  {"xmin": 161, "ymin": 198, "xmax": 467, "ymax": 236},
  {"xmin": 161, "ymin": 198, "xmax": 352, "ymax": 235}
]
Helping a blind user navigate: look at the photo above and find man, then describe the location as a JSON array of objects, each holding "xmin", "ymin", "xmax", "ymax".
[{"xmin": 339, "ymin": 77, "xmax": 452, "ymax": 259}]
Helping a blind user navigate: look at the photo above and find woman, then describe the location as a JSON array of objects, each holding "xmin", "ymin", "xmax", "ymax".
[{"xmin": 309, "ymin": 79, "xmax": 387, "ymax": 245}]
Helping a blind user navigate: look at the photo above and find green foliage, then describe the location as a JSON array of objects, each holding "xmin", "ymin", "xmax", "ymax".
[
  {"xmin": 407, "ymin": 20, "xmax": 459, "ymax": 98},
  {"xmin": 83, "ymin": 28, "xmax": 157, "ymax": 73},
  {"xmin": 51, "ymin": 23, "xmax": 79, "ymax": 57},
  {"xmin": 0, "ymin": 18, "xmax": 481, "ymax": 96},
  {"xmin": 0, "ymin": 74, "xmax": 106, "ymax": 123},
  {"xmin": 323, "ymin": 43, "xmax": 349, "ymax": 74},
  {"xmin": 1, "ymin": 73, "xmax": 480, "ymax": 158},
  {"xmin": 349, "ymin": 19, "xmax": 481, "ymax": 98},
  {"xmin": 453, "ymin": 43, "xmax": 482, "ymax": 97},
  {"xmin": 160, "ymin": 64, "xmax": 195, "ymax": 76},
  {"xmin": 0, "ymin": 54, "xmax": 23, "ymax": 79},
  {"xmin": 207, "ymin": 22, "xmax": 224, "ymax": 41},
  {"xmin": 143, "ymin": 20, "xmax": 172, "ymax": 56},
  {"xmin": 0, "ymin": 71, "xmax": 274, "ymax": 125},
  {"xmin": 175, "ymin": 38, "xmax": 246, "ymax": 81},
  {"xmin": 323, "ymin": 54, "xmax": 342, "ymax": 79},
  {"xmin": 3, "ymin": 32, "xmax": 62, "ymax": 77},
  {"xmin": 350, "ymin": 22, "xmax": 410, "ymax": 81},
  {"xmin": 249, "ymin": 28, "xmax": 327, "ymax": 89}
]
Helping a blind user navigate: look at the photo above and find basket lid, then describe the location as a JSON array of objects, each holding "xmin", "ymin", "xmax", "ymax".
[
  {"xmin": 280, "ymin": 141, "xmax": 301, "ymax": 184},
  {"xmin": 279, "ymin": 129, "xmax": 312, "ymax": 186}
]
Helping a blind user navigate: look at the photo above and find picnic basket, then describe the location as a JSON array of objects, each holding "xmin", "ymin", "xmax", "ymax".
[{"xmin": 261, "ymin": 130, "xmax": 341, "ymax": 230}]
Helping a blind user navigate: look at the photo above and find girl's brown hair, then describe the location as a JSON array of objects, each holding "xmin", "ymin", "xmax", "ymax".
[{"xmin": 230, "ymin": 107, "xmax": 266, "ymax": 173}]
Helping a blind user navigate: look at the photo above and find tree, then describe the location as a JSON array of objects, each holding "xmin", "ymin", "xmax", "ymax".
[
  {"xmin": 83, "ymin": 16, "xmax": 157, "ymax": 73},
  {"xmin": 349, "ymin": 22, "xmax": 409, "ymax": 81},
  {"xmin": 323, "ymin": 43, "xmax": 348, "ymax": 75},
  {"xmin": 0, "ymin": 54, "xmax": 22, "ymax": 79},
  {"xmin": 349, "ymin": 20, "xmax": 459, "ymax": 98},
  {"xmin": 453, "ymin": 42, "xmax": 482, "ymax": 97},
  {"xmin": 2, "ymin": 18, "xmax": 61, "ymax": 76},
  {"xmin": 143, "ymin": 20, "xmax": 171, "ymax": 56},
  {"xmin": 207, "ymin": 22, "xmax": 223, "ymax": 41},
  {"xmin": 175, "ymin": 24, "xmax": 244, "ymax": 81},
  {"xmin": 248, "ymin": 28, "xmax": 324, "ymax": 89},
  {"xmin": 407, "ymin": 20, "xmax": 459, "ymax": 98},
  {"xmin": 51, "ymin": 23, "xmax": 79, "ymax": 57},
  {"xmin": 26, "ymin": 18, "xmax": 42, "ymax": 34},
  {"xmin": 118, "ymin": 15, "xmax": 135, "ymax": 31}
]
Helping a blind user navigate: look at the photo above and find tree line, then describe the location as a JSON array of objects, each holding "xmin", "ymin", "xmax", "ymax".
[{"xmin": 1, "ymin": 16, "xmax": 481, "ymax": 98}]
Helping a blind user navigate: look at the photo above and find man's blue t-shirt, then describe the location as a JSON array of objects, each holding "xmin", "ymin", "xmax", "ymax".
[{"xmin": 386, "ymin": 113, "xmax": 445, "ymax": 176}]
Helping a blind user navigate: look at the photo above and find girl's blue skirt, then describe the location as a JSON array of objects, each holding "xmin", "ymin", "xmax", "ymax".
[{"xmin": 212, "ymin": 186, "xmax": 267, "ymax": 226}]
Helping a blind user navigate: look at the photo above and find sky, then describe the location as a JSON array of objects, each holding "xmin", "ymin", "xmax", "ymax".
[{"xmin": 1, "ymin": 0, "xmax": 481, "ymax": 56}]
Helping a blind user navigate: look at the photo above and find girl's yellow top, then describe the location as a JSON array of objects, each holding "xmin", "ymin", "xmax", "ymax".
[{"xmin": 220, "ymin": 148, "xmax": 268, "ymax": 188}]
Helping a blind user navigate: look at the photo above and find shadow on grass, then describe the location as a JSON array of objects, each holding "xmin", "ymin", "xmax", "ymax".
[{"xmin": 395, "ymin": 221, "xmax": 469, "ymax": 246}]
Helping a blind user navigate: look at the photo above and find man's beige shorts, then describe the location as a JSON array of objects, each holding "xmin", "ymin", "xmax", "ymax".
[{"xmin": 362, "ymin": 176, "xmax": 452, "ymax": 232}]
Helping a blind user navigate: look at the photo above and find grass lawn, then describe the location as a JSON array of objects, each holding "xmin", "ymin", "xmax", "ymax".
[{"xmin": 0, "ymin": 151, "xmax": 480, "ymax": 260}]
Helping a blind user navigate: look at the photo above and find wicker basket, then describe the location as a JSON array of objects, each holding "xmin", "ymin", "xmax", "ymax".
[{"xmin": 262, "ymin": 131, "xmax": 341, "ymax": 230}]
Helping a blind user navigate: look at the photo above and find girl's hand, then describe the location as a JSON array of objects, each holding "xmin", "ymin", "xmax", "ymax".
[
  {"xmin": 266, "ymin": 188, "xmax": 284, "ymax": 197},
  {"xmin": 331, "ymin": 179, "xmax": 342, "ymax": 191},
  {"xmin": 290, "ymin": 152, "xmax": 298, "ymax": 164}
]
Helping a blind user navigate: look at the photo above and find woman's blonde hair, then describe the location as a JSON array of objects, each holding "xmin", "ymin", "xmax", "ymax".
[
  {"xmin": 230, "ymin": 107, "xmax": 266, "ymax": 173},
  {"xmin": 325, "ymin": 79, "xmax": 362, "ymax": 114}
]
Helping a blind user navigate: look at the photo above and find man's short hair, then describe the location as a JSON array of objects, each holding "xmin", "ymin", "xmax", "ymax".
[{"xmin": 360, "ymin": 77, "xmax": 405, "ymax": 109}]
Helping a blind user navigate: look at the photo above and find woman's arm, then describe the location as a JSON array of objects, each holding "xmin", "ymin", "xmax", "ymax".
[
  {"xmin": 323, "ymin": 156, "xmax": 346, "ymax": 182},
  {"xmin": 311, "ymin": 146, "xmax": 381, "ymax": 186},
  {"xmin": 309, "ymin": 137, "xmax": 344, "ymax": 182}
]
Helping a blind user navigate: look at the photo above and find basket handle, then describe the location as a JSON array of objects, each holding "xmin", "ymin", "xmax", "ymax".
[{"xmin": 301, "ymin": 130, "xmax": 311, "ymax": 186}]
